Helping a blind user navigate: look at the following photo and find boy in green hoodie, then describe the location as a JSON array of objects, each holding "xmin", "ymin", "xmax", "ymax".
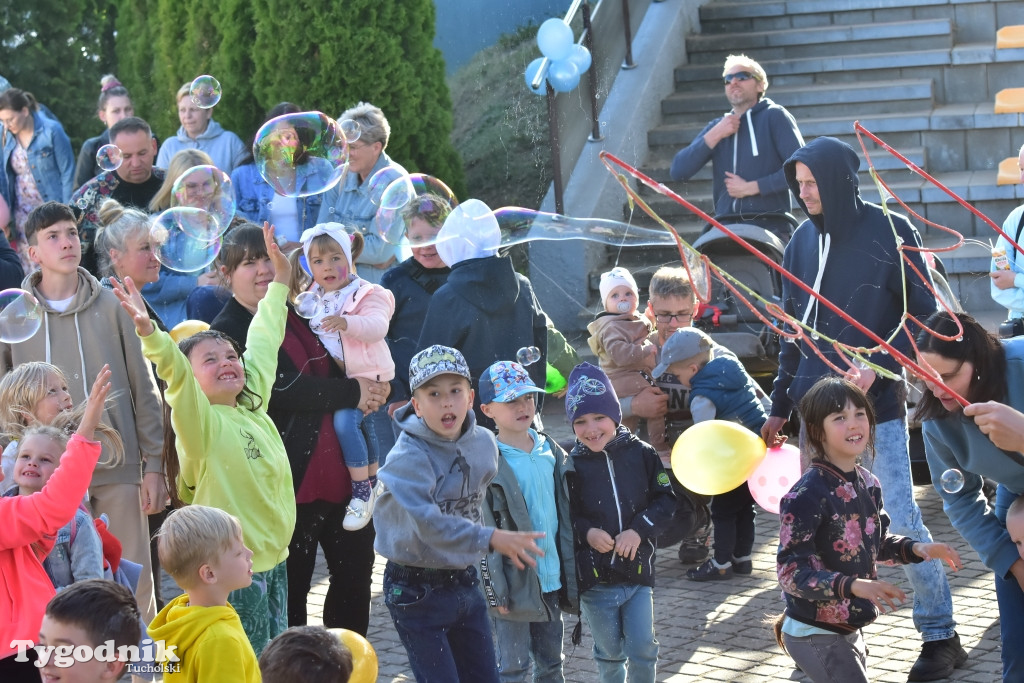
[{"xmin": 147, "ymin": 505, "xmax": 259, "ymax": 683}]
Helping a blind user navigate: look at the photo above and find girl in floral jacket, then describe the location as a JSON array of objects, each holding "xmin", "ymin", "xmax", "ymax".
[{"xmin": 774, "ymin": 377, "xmax": 961, "ymax": 682}]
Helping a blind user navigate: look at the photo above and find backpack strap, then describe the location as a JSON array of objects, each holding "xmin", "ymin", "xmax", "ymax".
[{"xmin": 1011, "ymin": 208, "xmax": 1024, "ymax": 266}]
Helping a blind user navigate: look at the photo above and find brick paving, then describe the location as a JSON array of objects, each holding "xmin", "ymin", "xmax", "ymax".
[{"xmin": 160, "ymin": 399, "xmax": 1005, "ymax": 682}]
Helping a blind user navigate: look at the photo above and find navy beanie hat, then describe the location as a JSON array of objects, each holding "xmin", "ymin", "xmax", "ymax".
[{"xmin": 565, "ymin": 362, "xmax": 621, "ymax": 425}]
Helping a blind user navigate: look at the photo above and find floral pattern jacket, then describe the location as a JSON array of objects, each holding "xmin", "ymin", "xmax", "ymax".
[{"xmin": 776, "ymin": 460, "xmax": 923, "ymax": 634}]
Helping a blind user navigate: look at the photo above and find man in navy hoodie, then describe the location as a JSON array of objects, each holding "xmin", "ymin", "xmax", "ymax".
[
  {"xmin": 762, "ymin": 136, "xmax": 966, "ymax": 681},
  {"xmin": 670, "ymin": 54, "xmax": 804, "ymax": 239}
]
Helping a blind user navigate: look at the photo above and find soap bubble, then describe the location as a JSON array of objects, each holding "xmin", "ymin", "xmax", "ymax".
[
  {"xmin": 253, "ymin": 112, "xmax": 348, "ymax": 198},
  {"xmin": 170, "ymin": 165, "xmax": 236, "ymax": 236},
  {"xmin": 516, "ymin": 346, "xmax": 542, "ymax": 366},
  {"xmin": 339, "ymin": 119, "xmax": 361, "ymax": 143},
  {"xmin": 189, "ymin": 75, "xmax": 222, "ymax": 108},
  {"xmin": 374, "ymin": 174, "xmax": 458, "ymax": 245},
  {"xmin": 940, "ymin": 468, "xmax": 964, "ymax": 494},
  {"xmin": 95, "ymin": 144, "xmax": 123, "ymax": 172},
  {"xmin": 150, "ymin": 208, "xmax": 221, "ymax": 272},
  {"xmin": 0, "ymin": 289, "xmax": 42, "ymax": 343},
  {"xmin": 294, "ymin": 291, "xmax": 322, "ymax": 319},
  {"xmin": 367, "ymin": 166, "xmax": 408, "ymax": 207}
]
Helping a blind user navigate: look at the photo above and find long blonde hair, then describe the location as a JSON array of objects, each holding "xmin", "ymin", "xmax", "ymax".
[
  {"xmin": 149, "ymin": 149, "xmax": 216, "ymax": 213},
  {"xmin": 0, "ymin": 362, "xmax": 124, "ymax": 466}
]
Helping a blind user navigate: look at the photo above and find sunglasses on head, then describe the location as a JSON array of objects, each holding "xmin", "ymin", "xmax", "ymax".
[{"xmin": 723, "ymin": 71, "xmax": 755, "ymax": 84}]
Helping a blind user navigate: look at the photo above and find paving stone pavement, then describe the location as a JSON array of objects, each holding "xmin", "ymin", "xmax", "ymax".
[{"xmin": 160, "ymin": 399, "xmax": 1005, "ymax": 682}]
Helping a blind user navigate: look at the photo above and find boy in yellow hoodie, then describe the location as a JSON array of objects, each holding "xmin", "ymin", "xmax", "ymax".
[{"xmin": 147, "ymin": 505, "xmax": 259, "ymax": 682}]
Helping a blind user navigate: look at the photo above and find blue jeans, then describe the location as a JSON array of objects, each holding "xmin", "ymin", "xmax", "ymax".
[
  {"xmin": 993, "ymin": 485, "xmax": 1024, "ymax": 681},
  {"xmin": 384, "ymin": 564, "xmax": 499, "ymax": 683},
  {"xmin": 491, "ymin": 591, "xmax": 565, "ymax": 683},
  {"xmin": 860, "ymin": 419, "xmax": 955, "ymax": 642},
  {"xmin": 334, "ymin": 408, "xmax": 371, "ymax": 469},
  {"xmin": 364, "ymin": 403, "xmax": 397, "ymax": 466},
  {"xmin": 580, "ymin": 584, "xmax": 658, "ymax": 683}
]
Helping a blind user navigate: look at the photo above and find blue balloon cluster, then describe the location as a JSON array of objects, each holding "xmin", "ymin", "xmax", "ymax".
[{"xmin": 524, "ymin": 18, "xmax": 592, "ymax": 95}]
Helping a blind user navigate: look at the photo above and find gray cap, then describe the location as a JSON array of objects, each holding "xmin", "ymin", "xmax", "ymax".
[{"xmin": 652, "ymin": 327, "xmax": 713, "ymax": 377}]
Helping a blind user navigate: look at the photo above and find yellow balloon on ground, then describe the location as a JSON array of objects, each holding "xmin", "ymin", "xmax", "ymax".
[
  {"xmin": 327, "ymin": 628, "xmax": 378, "ymax": 683},
  {"xmin": 169, "ymin": 319, "xmax": 210, "ymax": 343},
  {"xmin": 670, "ymin": 419, "xmax": 768, "ymax": 495}
]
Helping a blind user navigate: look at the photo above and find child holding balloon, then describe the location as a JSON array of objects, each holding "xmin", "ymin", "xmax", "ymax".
[
  {"xmin": 774, "ymin": 377, "xmax": 962, "ymax": 682},
  {"xmin": 289, "ymin": 222, "xmax": 395, "ymax": 531},
  {"xmin": 654, "ymin": 327, "xmax": 766, "ymax": 581},
  {"xmin": 565, "ymin": 362, "xmax": 675, "ymax": 683}
]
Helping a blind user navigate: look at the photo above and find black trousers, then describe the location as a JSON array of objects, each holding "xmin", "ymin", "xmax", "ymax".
[
  {"xmin": 286, "ymin": 499, "xmax": 376, "ymax": 634},
  {"xmin": 710, "ymin": 482, "xmax": 756, "ymax": 564}
]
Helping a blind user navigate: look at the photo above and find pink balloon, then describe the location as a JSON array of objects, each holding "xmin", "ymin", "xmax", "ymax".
[{"xmin": 747, "ymin": 443, "xmax": 801, "ymax": 514}]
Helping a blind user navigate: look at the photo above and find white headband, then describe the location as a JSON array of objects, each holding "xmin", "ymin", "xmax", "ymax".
[{"xmin": 300, "ymin": 222, "xmax": 353, "ymax": 271}]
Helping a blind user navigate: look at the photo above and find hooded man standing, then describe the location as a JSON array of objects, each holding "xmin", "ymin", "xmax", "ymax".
[
  {"xmin": 762, "ymin": 136, "xmax": 966, "ymax": 681},
  {"xmin": 670, "ymin": 54, "xmax": 804, "ymax": 239}
]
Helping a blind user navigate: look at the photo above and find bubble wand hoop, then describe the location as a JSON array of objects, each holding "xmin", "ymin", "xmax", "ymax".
[{"xmin": 598, "ymin": 150, "xmax": 969, "ymax": 407}]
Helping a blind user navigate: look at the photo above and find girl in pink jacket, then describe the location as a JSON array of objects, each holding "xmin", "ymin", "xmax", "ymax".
[
  {"xmin": 0, "ymin": 367, "xmax": 109, "ymax": 675},
  {"xmin": 292, "ymin": 223, "xmax": 395, "ymax": 531}
]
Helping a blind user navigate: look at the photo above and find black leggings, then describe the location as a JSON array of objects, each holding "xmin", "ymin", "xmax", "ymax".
[
  {"xmin": 710, "ymin": 482, "xmax": 756, "ymax": 564},
  {"xmin": 286, "ymin": 499, "xmax": 376, "ymax": 634}
]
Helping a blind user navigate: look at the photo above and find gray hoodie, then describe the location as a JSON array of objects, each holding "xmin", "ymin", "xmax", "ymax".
[{"xmin": 373, "ymin": 402, "xmax": 498, "ymax": 569}]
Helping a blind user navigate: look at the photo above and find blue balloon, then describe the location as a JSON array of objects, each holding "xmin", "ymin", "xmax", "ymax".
[
  {"xmin": 524, "ymin": 57, "xmax": 546, "ymax": 95},
  {"xmin": 568, "ymin": 44, "xmax": 592, "ymax": 74},
  {"xmin": 537, "ymin": 18, "xmax": 573, "ymax": 61},
  {"xmin": 547, "ymin": 59, "xmax": 580, "ymax": 93}
]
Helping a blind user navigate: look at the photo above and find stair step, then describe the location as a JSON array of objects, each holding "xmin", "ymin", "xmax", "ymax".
[
  {"xmin": 700, "ymin": 0, "xmax": 951, "ymax": 24},
  {"xmin": 685, "ymin": 19, "xmax": 953, "ymax": 63},
  {"xmin": 663, "ymin": 79, "xmax": 934, "ymax": 123}
]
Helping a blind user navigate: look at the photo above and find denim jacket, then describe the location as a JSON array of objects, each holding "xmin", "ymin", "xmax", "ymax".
[
  {"xmin": 2, "ymin": 110, "xmax": 75, "ymax": 208},
  {"xmin": 230, "ymin": 162, "xmax": 322, "ymax": 234}
]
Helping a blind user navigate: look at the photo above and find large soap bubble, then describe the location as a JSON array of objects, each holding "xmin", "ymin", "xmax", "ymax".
[
  {"xmin": 190, "ymin": 75, "xmax": 222, "ymax": 109},
  {"xmin": 0, "ymin": 289, "xmax": 42, "ymax": 343},
  {"xmin": 374, "ymin": 174, "xmax": 457, "ymax": 245},
  {"xmin": 150, "ymin": 208, "xmax": 222, "ymax": 272},
  {"xmin": 170, "ymin": 165, "xmax": 236, "ymax": 236},
  {"xmin": 95, "ymin": 144, "xmax": 123, "ymax": 172},
  {"xmin": 253, "ymin": 112, "xmax": 348, "ymax": 198}
]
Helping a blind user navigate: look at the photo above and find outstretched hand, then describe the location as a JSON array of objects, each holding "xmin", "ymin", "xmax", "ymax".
[
  {"xmin": 490, "ymin": 528, "xmax": 545, "ymax": 571},
  {"xmin": 913, "ymin": 542, "xmax": 962, "ymax": 572},
  {"xmin": 850, "ymin": 577, "xmax": 906, "ymax": 613},
  {"xmin": 78, "ymin": 365, "xmax": 112, "ymax": 441},
  {"xmin": 110, "ymin": 277, "xmax": 155, "ymax": 337},
  {"xmin": 263, "ymin": 222, "xmax": 292, "ymax": 285}
]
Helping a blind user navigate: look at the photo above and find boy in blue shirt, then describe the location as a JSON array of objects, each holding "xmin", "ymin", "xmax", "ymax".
[
  {"xmin": 373, "ymin": 345, "xmax": 545, "ymax": 683},
  {"xmin": 653, "ymin": 327, "xmax": 767, "ymax": 581},
  {"xmin": 478, "ymin": 360, "xmax": 577, "ymax": 683}
]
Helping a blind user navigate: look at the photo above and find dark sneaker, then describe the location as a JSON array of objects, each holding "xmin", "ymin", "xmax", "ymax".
[
  {"xmin": 731, "ymin": 557, "xmax": 753, "ymax": 575},
  {"xmin": 907, "ymin": 633, "xmax": 968, "ymax": 681},
  {"xmin": 677, "ymin": 526, "xmax": 711, "ymax": 564},
  {"xmin": 686, "ymin": 559, "xmax": 733, "ymax": 582}
]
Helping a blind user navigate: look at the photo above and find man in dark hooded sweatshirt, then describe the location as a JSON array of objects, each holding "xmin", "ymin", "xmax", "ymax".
[
  {"xmin": 761, "ymin": 136, "xmax": 966, "ymax": 681},
  {"xmin": 670, "ymin": 54, "xmax": 804, "ymax": 239},
  {"xmin": 417, "ymin": 199, "xmax": 547, "ymax": 431}
]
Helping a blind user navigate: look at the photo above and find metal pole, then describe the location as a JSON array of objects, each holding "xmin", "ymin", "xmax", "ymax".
[
  {"xmin": 546, "ymin": 82, "xmax": 564, "ymax": 215},
  {"xmin": 621, "ymin": 0, "xmax": 636, "ymax": 69},
  {"xmin": 582, "ymin": 2, "xmax": 603, "ymax": 142}
]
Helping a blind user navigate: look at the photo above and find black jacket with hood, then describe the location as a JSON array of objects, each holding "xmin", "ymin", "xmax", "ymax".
[{"xmin": 771, "ymin": 136, "xmax": 936, "ymax": 423}]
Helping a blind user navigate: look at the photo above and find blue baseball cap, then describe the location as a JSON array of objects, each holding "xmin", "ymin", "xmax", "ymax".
[{"xmin": 479, "ymin": 361, "xmax": 545, "ymax": 404}]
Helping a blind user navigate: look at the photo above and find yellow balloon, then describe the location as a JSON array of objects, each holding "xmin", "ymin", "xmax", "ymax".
[
  {"xmin": 169, "ymin": 319, "xmax": 210, "ymax": 343},
  {"xmin": 670, "ymin": 419, "xmax": 767, "ymax": 495},
  {"xmin": 327, "ymin": 628, "xmax": 378, "ymax": 683}
]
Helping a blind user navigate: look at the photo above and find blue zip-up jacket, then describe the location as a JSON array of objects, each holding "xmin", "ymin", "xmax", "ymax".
[
  {"xmin": 566, "ymin": 427, "xmax": 675, "ymax": 592},
  {"xmin": 770, "ymin": 136, "xmax": 936, "ymax": 424},
  {"xmin": 690, "ymin": 352, "xmax": 766, "ymax": 433},
  {"xmin": 669, "ymin": 97, "xmax": 803, "ymax": 219},
  {"xmin": 2, "ymin": 110, "xmax": 75, "ymax": 209}
]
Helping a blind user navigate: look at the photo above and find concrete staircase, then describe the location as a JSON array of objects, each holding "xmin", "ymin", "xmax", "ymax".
[{"xmin": 624, "ymin": 0, "xmax": 1024, "ymax": 311}]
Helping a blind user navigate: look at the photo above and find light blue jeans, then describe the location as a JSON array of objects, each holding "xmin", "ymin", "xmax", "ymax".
[
  {"xmin": 491, "ymin": 591, "xmax": 565, "ymax": 683},
  {"xmin": 334, "ymin": 408, "xmax": 371, "ymax": 469},
  {"xmin": 580, "ymin": 584, "xmax": 658, "ymax": 683},
  {"xmin": 860, "ymin": 419, "xmax": 956, "ymax": 642}
]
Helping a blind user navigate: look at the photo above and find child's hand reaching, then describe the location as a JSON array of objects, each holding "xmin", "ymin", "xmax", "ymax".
[
  {"xmin": 490, "ymin": 528, "xmax": 545, "ymax": 570},
  {"xmin": 110, "ymin": 277, "xmax": 155, "ymax": 337},
  {"xmin": 77, "ymin": 365, "xmax": 112, "ymax": 442},
  {"xmin": 263, "ymin": 222, "xmax": 293, "ymax": 285},
  {"xmin": 913, "ymin": 542, "xmax": 963, "ymax": 571},
  {"xmin": 850, "ymin": 578, "xmax": 906, "ymax": 613}
]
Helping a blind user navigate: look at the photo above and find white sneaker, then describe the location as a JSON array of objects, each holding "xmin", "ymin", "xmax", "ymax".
[{"xmin": 344, "ymin": 487, "xmax": 376, "ymax": 531}]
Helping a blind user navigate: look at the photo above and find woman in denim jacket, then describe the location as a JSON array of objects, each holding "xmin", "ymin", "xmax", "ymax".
[{"xmin": 0, "ymin": 88, "xmax": 74, "ymax": 262}]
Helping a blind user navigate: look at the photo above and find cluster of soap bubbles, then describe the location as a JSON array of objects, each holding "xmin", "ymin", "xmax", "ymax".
[
  {"xmin": 253, "ymin": 111, "xmax": 356, "ymax": 198},
  {"xmin": 95, "ymin": 144, "xmax": 123, "ymax": 172},
  {"xmin": 0, "ymin": 289, "xmax": 42, "ymax": 343},
  {"xmin": 516, "ymin": 346, "xmax": 542, "ymax": 366},
  {"xmin": 524, "ymin": 18, "xmax": 592, "ymax": 94},
  {"xmin": 190, "ymin": 75, "xmax": 222, "ymax": 109},
  {"xmin": 940, "ymin": 468, "xmax": 965, "ymax": 494}
]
